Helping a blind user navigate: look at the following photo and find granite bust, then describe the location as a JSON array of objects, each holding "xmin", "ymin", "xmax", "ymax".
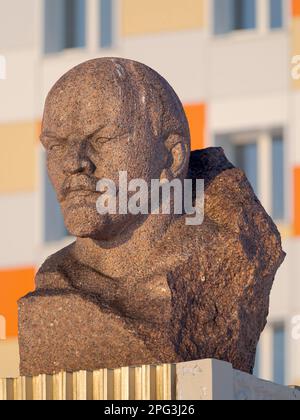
[{"xmin": 19, "ymin": 58, "xmax": 285, "ymax": 376}]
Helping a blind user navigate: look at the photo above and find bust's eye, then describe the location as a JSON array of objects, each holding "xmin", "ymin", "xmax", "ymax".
[
  {"xmin": 41, "ymin": 134, "xmax": 66, "ymax": 153},
  {"xmin": 89, "ymin": 134, "xmax": 130, "ymax": 150},
  {"xmin": 95, "ymin": 137, "xmax": 111, "ymax": 144},
  {"xmin": 89, "ymin": 137, "xmax": 111, "ymax": 150},
  {"xmin": 49, "ymin": 143, "xmax": 64, "ymax": 152}
]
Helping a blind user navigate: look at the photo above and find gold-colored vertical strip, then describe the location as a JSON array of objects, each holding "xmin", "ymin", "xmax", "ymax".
[
  {"xmin": 156, "ymin": 364, "xmax": 176, "ymax": 400},
  {"xmin": 165, "ymin": 364, "xmax": 176, "ymax": 400},
  {"xmin": 66, "ymin": 373, "xmax": 74, "ymax": 400},
  {"xmin": 0, "ymin": 364, "xmax": 176, "ymax": 400},
  {"xmin": 5, "ymin": 378, "xmax": 14, "ymax": 400},
  {"xmin": 52, "ymin": 371, "xmax": 67, "ymax": 401},
  {"xmin": 172, "ymin": 364, "xmax": 176, "ymax": 399},
  {"xmin": 120, "ymin": 366, "xmax": 135, "ymax": 400},
  {"xmin": 13, "ymin": 376, "xmax": 26, "ymax": 400},
  {"xmin": 130, "ymin": 367, "xmax": 136, "ymax": 399},
  {"xmin": 73, "ymin": 371, "xmax": 88, "ymax": 400},
  {"xmin": 24, "ymin": 377, "xmax": 33, "ymax": 401},
  {"xmin": 93, "ymin": 369, "xmax": 114, "ymax": 400},
  {"xmin": 106, "ymin": 369, "xmax": 114, "ymax": 400},
  {"xmin": 113, "ymin": 368, "xmax": 121, "ymax": 400},
  {"xmin": 32, "ymin": 375, "xmax": 47, "ymax": 400},
  {"xmin": 93, "ymin": 370, "xmax": 104, "ymax": 400},
  {"xmin": 86, "ymin": 371, "xmax": 93, "ymax": 400},
  {"xmin": 134, "ymin": 366, "xmax": 142, "ymax": 400},
  {"xmin": 142, "ymin": 365, "xmax": 156, "ymax": 400},
  {"xmin": 46, "ymin": 375, "xmax": 53, "ymax": 400},
  {"xmin": 93, "ymin": 369, "xmax": 115, "ymax": 400},
  {"xmin": 156, "ymin": 365, "xmax": 163, "ymax": 400},
  {"xmin": 0, "ymin": 378, "xmax": 7, "ymax": 400},
  {"xmin": 120, "ymin": 367, "xmax": 129, "ymax": 400},
  {"xmin": 150, "ymin": 365, "xmax": 157, "ymax": 399}
]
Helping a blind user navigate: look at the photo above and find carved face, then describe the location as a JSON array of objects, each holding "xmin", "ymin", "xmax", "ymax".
[{"xmin": 41, "ymin": 60, "xmax": 169, "ymax": 241}]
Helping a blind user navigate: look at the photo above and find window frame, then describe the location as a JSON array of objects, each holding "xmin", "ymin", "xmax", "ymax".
[
  {"xmin": 99, "ymin": 0, "xmax": 115, "ymax": 49},
  {"xmin": 44, "ymin": 0, "xmax": 88, "ymax": 55},
  {"xmin": 64, "ymin": 0, "xmax": 87, "ymax": 51},
  {"xmin": 269, "ymin": 0, "xmax": 285, "ymax": 31},
  {"xmin": 272, "ymin": 322, "xmax": 286, "ymax": 385},
  {"xmin": 214, "ymin": 128, "xmax": 286, "ymax": 222},
  {"xmin": 43, "ymin": 0, "xmax": 118, "ymax": 55},
  {"xmin": 210, "ymin": 0, "xmax": 286, "ymax": 39}
]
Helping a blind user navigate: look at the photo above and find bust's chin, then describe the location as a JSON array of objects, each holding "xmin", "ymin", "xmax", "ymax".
[
  {"xmin": 63, "ymin": 207, "xmax": 138, "ymax": 242},
  {"xmin": 62, "ymin": 206, "xmax": 106, "ymax": 238}
]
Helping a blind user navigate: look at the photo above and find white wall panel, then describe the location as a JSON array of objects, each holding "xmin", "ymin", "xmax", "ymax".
[
  {"xmin": 267, "ymin": 240, "xmax": 300, "ymax": 320},
  {"xmin": 0, "ymin": 0, "xmax": 38, "ymax": 51},
  {"xmin": 0, "ymin": 193, "xmax": 36, "ymax": 268},
  {"xmin": 0, "ymin": 51, "xmax": 40, "ymax": 122},
  {"xmin": 208, "ymin": 33, "xmax": 289, "ymax": 99},
  {"xmin": 210, "ymin": 92, "xmax": 288, "ymax": 134},
  {"xmin": 288, "ymin": 92, "xmax": 300, "ymax": 166}
]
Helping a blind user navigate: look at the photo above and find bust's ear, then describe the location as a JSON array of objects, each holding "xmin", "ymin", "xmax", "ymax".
[{"xmin": 161, "ymin": 134, "xmax": 189, "ymax": 181}]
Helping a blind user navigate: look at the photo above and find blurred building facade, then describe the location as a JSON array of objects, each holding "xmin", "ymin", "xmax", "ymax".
[{"xmin": 0, "ymin": 0, "xmax": 299, "ymax": 384}]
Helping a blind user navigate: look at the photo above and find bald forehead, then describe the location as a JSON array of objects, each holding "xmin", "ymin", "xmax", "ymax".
[{"xmin": 42, "ymin": 60, "xmax": 136, "ymax": 140}]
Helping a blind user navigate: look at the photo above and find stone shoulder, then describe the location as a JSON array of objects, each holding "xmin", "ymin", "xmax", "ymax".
[{"xmin": 35, "ymin": 243, "xmax": 76, "ymax": 290}]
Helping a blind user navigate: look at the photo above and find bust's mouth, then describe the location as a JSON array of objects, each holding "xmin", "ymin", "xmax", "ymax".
[
  {"xmin": 66, "ymin": 189, "xmax": 99, "ymax": 200},
  {"xmin": 62, "ymin": 174, "xmax": 99, "ymax": 202}
]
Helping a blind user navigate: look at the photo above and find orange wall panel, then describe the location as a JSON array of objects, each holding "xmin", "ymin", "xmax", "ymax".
[
  {"xmin": 184, "ymin": 103, "xmax": 206, "ymax": 151},
  {"xmin": 293, "ymin": 0, "xmax": 300, "ymax": 17},
  {"xmin": 294, "ymin": 167, "xmax": 300, "ymax": 236},
  {"xmin": 0, "ymin": 267, "xmax": 35, "ymax": 338}
]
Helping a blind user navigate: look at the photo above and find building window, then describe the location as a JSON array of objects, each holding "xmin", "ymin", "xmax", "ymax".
[
  {"xmin": 235, "ymin": 142, "xmax": 258, "ymax": 195},
  {"xmin": 272, "ymin": 133, "xmax": 284, "ymax": 220},
  {"xmin": 273, "ymin": 324, "xmax": 285, "ymax": 385},
  {"xmin": 215, "ymin": 129, "xmax": 285, "ymax": 221},
  {"xmin": 214, "ymin": 0, "xmax": 257, "ymax": 35},
  {"xmin": 215, "ymin": 133, "xmax": 259, "ymax": 195},
  {"xmin": 44, "ymin": 0, "xmax": 86, "ymax": 54},
  {"xmin": 65, "ymin": 0, "xmax": 86, "ymax": 49},
  {"xmin": 269, "ymin": 0, "xmax": 283, "ymax": 29},
  {"xmin": 253, "ymin": 345, "xmax": 260, "ymax": 378},
  {"xmin": 234, "ymin": 0, "xmax": 256, "ymax": 31},
  {"xmin": 100, "ymin": 0, "xmax": 114, "ymax": 48},
  {"xmin": 44, "ymin": 156, "xmax": 69, "ymax": 242}
]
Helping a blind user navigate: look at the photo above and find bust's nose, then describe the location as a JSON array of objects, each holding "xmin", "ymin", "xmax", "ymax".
[{"xmin": 63, "ymin": 140, "xmax": 95, "ymax": 176}]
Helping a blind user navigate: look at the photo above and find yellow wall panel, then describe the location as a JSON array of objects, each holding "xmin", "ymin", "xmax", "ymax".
[
  {"xmin": 0, "ymin": 122, "xmax": 37, "ymax": 193},
  {"xmin": 292, "ymin": 18, "xmax": 300, "ymax": 90},
  {"xmin": 122, "ymin": 0, "xmax": 204, "ymax": 36}
]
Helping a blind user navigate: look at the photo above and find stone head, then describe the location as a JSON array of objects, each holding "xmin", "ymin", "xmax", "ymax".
[{"xmin": 40, "ymin": 58, "xmax": 191, "ymax": 241}]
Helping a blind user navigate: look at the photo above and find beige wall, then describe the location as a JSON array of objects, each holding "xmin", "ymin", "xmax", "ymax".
[
  {"xmin": 122, "ymin": 0, "xmax": 205, "ymax": 36},
  {"xmin": 0, "ymin": 339, "xmax": 19, "ymax": 378},
  {"xmin": 0, "ymin": 0, "xmax": 37, "ymax": 51},
  {"xmin": 0, "ymin": 122, "xmax": 37, "ymax": 193},
  {"xmin": 292, "ymin": 18, "xmax": 300, "ymax": 90}
]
